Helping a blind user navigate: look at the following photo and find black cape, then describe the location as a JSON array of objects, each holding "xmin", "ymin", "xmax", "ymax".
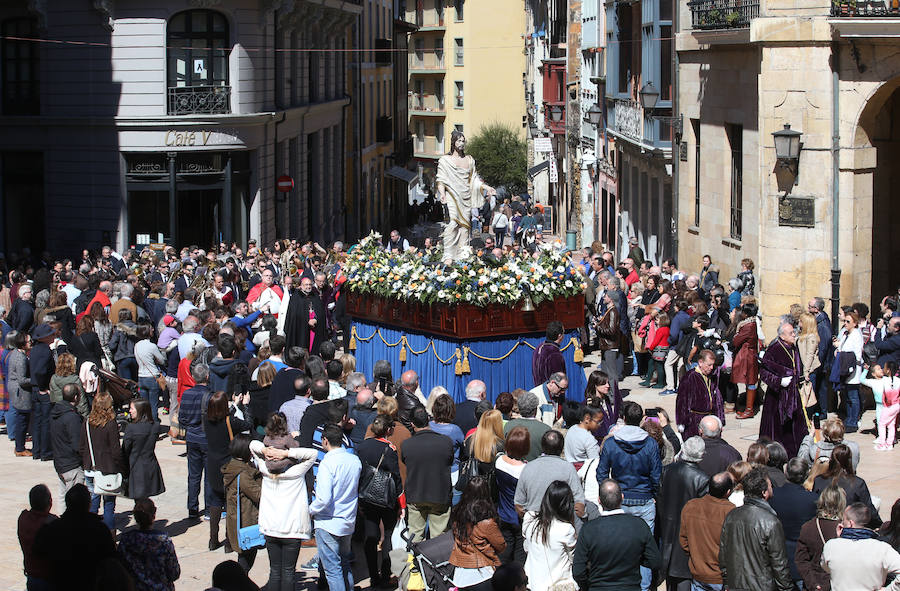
[{"xmin": 284, "ymin": 290, "xmax": 327, "ymax": 355}]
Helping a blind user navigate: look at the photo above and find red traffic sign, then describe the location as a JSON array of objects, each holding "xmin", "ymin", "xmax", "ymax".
[{"xmin": 277, "ymin": 175, "xmax": 294, "ymax": 193}]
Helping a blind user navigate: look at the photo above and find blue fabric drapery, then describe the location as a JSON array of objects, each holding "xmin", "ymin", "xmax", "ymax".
[{"xmin": 351, "ymin": 320, "xmax": 587, "ymax": 403}]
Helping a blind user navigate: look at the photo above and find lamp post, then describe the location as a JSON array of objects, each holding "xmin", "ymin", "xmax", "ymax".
[{"xmin": 548, "ymin": 104, "xmax": 564, "ymax": 122}]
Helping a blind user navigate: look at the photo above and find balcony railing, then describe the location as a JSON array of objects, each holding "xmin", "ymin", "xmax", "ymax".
[
  {"xmin": 413, "ymin": 9, "xmax": 445, "ymax": 28},
  {"xmin": 831, "ymin": 0, "xmax": 900, "ymax": 16},
  {"xmin": 688, "ymin": 0, "xmax": 759, "ymax": 30},
  {"xmin": 409, "ymin": 94, "xmax": 446, "ymax": 113},
  {"xmin": 413, "ymin": 136, "xmax": 445, "ymax": 158},
  {"xmin": 409, "ymin": 52, "xmax": 445, "ymax": 71},
  {"xmin": 168, "ymin": 86, "xmax": 231, "ymax": 115}
]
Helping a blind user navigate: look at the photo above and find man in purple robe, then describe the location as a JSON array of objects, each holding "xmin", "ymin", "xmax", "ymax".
[
  {"xmin": 759, "ymin": 322, "xmax": 809, "ymax": 457},
  {"xmin": 676, "ymin": 349, "xmax": 725, "ymax": 438},
  {"xmin": 532, "ymin": 320, "xmax": 566, "ymax": 387}
]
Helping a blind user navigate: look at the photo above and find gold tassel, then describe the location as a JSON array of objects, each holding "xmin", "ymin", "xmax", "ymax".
[
  {"xmin": 348, "ymin": 327, "xmax": 357, "ymax": 351},
  {"xmin": 572, "ymin": 337, "xmax": 584, "ymax": 363},
  {"xmin": 461, "ymin": 346, "xmax": 471, "ymax": 373},
  {"xmin": 454, "ymin": 348, "xmax": 463, "ymax": 375},
  {"xmin": 399, "ymin": 338, "xmax": 407, "ymax": 363}
]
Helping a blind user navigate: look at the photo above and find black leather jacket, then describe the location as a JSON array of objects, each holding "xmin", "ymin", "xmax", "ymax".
[
  {"xmin": 719, "ymin": 496, "xmax": 793, "ymax": 591},
  {"xmin": 657, "ymin": 461, "xmax": 710, "ymax": 580},
  {"xmin": 395, "ymin": 386, "xmax": 424, "ymax": 431}
]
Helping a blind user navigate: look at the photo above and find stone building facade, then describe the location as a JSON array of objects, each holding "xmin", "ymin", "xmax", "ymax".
[
  {"xmin": 0, "ymin": 0, "xmax": 361, "ymax": 256},
  {"xmin": 676, "ymin": 0, "xmax": 900, "ymax": 334}
]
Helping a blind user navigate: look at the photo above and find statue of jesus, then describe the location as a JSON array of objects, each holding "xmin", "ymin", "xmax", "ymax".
[{"xmin": 436, "ymin": 130, "xmax": 496, "ymax": 263}]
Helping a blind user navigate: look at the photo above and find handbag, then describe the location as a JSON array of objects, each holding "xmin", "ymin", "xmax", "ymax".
[
  {"xmin": 652, "ymin": 345, "xmax": 669, "ymax": 362},
  {"xmin": 236, "ymin": 474, "xmax": 266, "ymax": 551},
  {"xmin": 85, "ymin": 423, "xmax": 124, "ymax": 496},
  {"xmin": 359, "ymin": 440, "xmax": 398, "ymax": 509},
  {"xmin": 155, "ymin": 374, "xmax": 168, "ymax": 391},
  {"xmin": 632, "ymin": 331, "xmax": 647, "ymax": 353},
  {"xmin": 800, "ymin": 379, "xmax": 818, "ymax": 408}
]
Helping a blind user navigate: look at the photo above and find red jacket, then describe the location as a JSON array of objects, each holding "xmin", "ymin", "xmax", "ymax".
[
  {"xmin": 75, "ymin": 291, "xmax": 111, "ymax": 323},
  {"xmin": 648, "ymin": 327, "xmax": 670, "ymax": 351}
]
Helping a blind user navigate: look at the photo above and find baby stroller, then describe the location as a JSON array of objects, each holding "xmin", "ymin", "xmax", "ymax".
[{"xmin": 399, "ymin": 527, "xmax": 456, "ymax": 591}]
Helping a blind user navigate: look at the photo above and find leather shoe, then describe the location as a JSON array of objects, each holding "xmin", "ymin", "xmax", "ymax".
[
  {"xmin": 735, "ymin": 408, "xmax": 756, "ymax": 419},
  {"xmin": 15, "ymin": 450, "xmax": 33, "ymax": 457}
]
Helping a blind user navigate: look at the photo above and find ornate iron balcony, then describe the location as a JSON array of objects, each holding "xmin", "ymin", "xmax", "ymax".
[
  {"xmin": 831, "ymin": 0, "xmax": 900, "ymax": 16},
  {"xmin": 167, "ymin": 85, "xmax": 231, "ymax": 115},
  {"xmin": 688, "ymin": 0, "xmax": 759, "ymax": 29}
]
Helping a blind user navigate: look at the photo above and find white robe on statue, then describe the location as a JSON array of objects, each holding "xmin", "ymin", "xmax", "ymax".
[{"xmin": 436, "ymin": 154, "xmax": 487, "ymax": 263}]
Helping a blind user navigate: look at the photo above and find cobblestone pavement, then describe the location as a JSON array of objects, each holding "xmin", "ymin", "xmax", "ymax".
[{"xmin": 0, "ymin": 354, "xmax": 896, "ymax": 590}]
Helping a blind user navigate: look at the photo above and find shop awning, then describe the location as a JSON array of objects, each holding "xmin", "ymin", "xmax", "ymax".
[
  {"xmin": 385, "ymin": 166, "xmax": 418, "ymax": 186},
  {"xmin": 527, "ymin": 160, "xmax": 550, "ymax": 179}
]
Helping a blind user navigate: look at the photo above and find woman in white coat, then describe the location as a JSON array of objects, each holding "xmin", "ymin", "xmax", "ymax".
[
  {"xmin": 249, "ymin": 439, "xmax": 318, "ymax": 591},
  {"xmin": 834, "ymin": 310, "xmax": 864, "ymax": 432},
  {"xmin": 522, "ymin": 480, "xmax": 577, "ymax": 591}
]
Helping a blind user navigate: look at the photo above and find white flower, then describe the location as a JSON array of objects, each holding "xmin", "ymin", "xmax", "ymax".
[{"xmin": 565, "ymin": 280, "xmax": 573, "ymax": 288}]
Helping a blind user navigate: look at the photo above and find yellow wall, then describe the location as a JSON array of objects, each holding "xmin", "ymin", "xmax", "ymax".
[{"xmin": 445, "ymin": 0, "xmax": 527, "ymax": 138}]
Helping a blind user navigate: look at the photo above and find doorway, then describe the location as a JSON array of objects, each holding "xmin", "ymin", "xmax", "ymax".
[
  {"xmin": 178, "ymin": 188, "xmax": 221, "ymax": 248},
  {"xmin": 871, "ymin": 86, "xmax": 900, "ymax": 308}
]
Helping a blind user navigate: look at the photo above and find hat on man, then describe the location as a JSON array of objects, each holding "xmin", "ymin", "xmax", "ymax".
[
  {"xmin": 32, "ymin": 323, "xmax": 56, "ymax": 341},
  {"xmin": 162, "ymin": 314, "xmax": 178, "ymax": 327}
]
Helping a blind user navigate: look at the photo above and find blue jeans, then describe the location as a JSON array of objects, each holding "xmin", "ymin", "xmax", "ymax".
[
  {"xmin": 138, "ymin": 376, "xmax": 160, "ymax": 423},
  {"xmin": 7, "ymin": 405, "xmax": 19, "ymax": 441},
  {"xmin": 117, "ymin": 357, "xmax": 137, "ymax": 381},
  {"xmin": 691, "ymin": 581, "xmax": 723, "ymax": 591},
  {"xmin": 845, "ymin": 385, "xmax": 861, "ymax": 428},
  {"xmin": 624, "ymin": 500, "xmax": 655, "ymax": 591},
  {"xmin": 86, "ymin": 475, "xmax": 117, "ymax": 530},
  {"xmin": 186, "ymin": 442, "xmax": 212, "ymax": 514},
  {"xmin": 315, "ymin": 528, "xmax": 354, "ymax": 591},
  {"xmin": 31, "ymin": 391, "xmax": 52, "ymax": 459}
]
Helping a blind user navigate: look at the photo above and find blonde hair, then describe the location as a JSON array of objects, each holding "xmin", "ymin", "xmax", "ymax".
[
  {"xmin": 426, "ymin": 386, "xmax": 450, "ymax": 414},
  {"xmin": 340, "ymin": 354, "xmax": 356, "ymax": 383},
  {"xmin": 88, "ymin": 391, "xmax": 116, "ymax": 429},
  {"xmin": 798, "ymin": 312, "xmax": 819, "ymax": 343},
  {"xmin": 55, "ymin": 352, "xmax": 77, "ymax": 377},
  {"xmin": 804, "ymin": 456, "xmax": 832, "ymax": 491},
  {"xmin": 471, "ymin": 410, "xmax": 504, "ymax": 463},
  {"xmin": 377, "ymin": 395, "xmax": 399, "ymax": 418}
]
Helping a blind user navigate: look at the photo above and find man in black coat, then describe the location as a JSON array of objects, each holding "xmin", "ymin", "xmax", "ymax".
[
  {"xmin": 656, "ymin": 436, "xmax": 710, "ymax": 591},
  {"xmin": 49, "ymin": 384, "xmax": 85, "ymax": 501},
  {"xmin": 284, "ymin": 276, "xmax": 327, "ymax": 356},
  {"xmin": 453, "ymin": 379, "xmax": 486, "ymax": 434},
  {"xmin": 9, "ymin": 284, "xmax": 35, "ymax": 333},
  {"xmin": 574, "ymin": 478, "xmax": 662, "ymax": 591},
  {"xmin": 696, "ymin": 415, "xmax": 742, "ymax": 477},
  {"xmin": 401, "ymin": 407, "xmax": 454, "ymax": 542},
  {"xmin": 34, "ymin": 484, "xmax": 116, "ymax": 591},
  {"xmin": 30, "ymin": 323, "xmax": 57, "ymax": 461},
  {"xmin": 768, "ymin": 458, "xmax": 818, "ymax": 588}
]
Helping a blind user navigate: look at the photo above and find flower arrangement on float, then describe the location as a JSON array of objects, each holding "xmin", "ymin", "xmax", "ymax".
[{"xmin": 344, "ymin": 231, "xmax": 586, "ymax": 307}]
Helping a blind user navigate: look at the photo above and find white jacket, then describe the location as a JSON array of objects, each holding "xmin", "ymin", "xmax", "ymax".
[
  {"xmin": 821, "ymin": 536, "xmax": 900, "ymax": 591},
  {"xmin": 837, "ymin": 328, "xmax": 864, "ymax": 385},
  {"xmin": 522, "ymin": 513, "xmax": 577, "ymax": 591},
  {"xmin": 250, "ymin": 440, "xmax": 318, "ymax": 539}
]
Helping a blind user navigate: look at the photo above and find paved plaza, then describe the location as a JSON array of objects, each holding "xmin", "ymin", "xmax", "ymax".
[{"xmin": 1, "ymin": 354, "xmax": 896, "ymax": 591}]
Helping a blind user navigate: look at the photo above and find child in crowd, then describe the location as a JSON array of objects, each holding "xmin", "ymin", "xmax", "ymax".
[
  {"xmin": 262, "ymin": 412, "xmax": 299, "ymax": 472},
  {"xmin": 861, "ymin": 362, "xmax": 900, "ymax": 451}
]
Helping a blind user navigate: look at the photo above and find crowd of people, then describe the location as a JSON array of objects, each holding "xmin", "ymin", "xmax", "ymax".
[{"xmin": 0, "ymin": 236, "xmax": 899, "ymax": 591}]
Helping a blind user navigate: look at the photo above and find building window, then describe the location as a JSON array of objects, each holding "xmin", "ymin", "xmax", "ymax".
[
  {"xmin": 167, "ymin": 10, "xmax": 230, "ymax": 114},
  {"xmin": 1, "ymin": 18, "xmax": 40, "ymax": 115},
  {"xmin": 728, "ymin": 124, "xmax": 743, "ymax": 241},
  {"xmin": 414, "ymin": 38, "xmax": 424, "ymax": 68},
  {"xmin": 436, "ymin": 0, "xmax": 444, "ymax": 25},
  {"xmin": 455, "ymin": 81, "xmax": 464, "ymax": 108},
  {"xmin": 616, "ymin": 6, "xmax": 633, "ymax": 95},
  {"xmin": 455, "ymin": 0, "xmax": 464, "ymax": 21},
  {"xmin": 454, "ymin": 38, "xmax": 464, "ymax": 66},
  {"xmin": 660, "ymin": 25, "xmax": 672, "ymax": 101},
  {"xmin": 692, "ymin": 119, "xmax": 700, "ymax": 227},
  {"xmin": 435, "ymin": 80, "xmax": 444, "ymax": 109}
]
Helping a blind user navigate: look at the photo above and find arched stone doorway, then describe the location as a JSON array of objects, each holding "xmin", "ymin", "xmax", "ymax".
[{"xmin": 854, "ymin": 78, "xmax": 900, "ymax": 310}]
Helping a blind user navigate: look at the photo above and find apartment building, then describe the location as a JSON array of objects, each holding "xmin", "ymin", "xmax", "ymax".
[{"xmin": 406, "ymin": 0, "xmax": 526, "ymax": 182}]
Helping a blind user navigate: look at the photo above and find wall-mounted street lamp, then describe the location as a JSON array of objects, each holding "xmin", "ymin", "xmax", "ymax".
[
  {"xmin": 772, "ymin": 123, "xmax": 802, "ymax": 178},
  {"xmin": 548, "ymin": 104, "xmax": 564, "ymax": 122},
  {"xmin": 638, "ymin": 81, "xmax": 682, "ymax": 143},
  {"xmin": 586, "ymin": 103, "xmax": 603, "ymax": 126}
]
